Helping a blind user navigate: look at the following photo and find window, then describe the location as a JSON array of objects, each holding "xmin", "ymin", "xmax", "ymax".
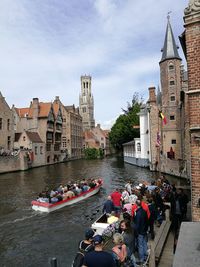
[
  {"xmin": 137, "ymin": 143, "xmax": 141, "ymax": 152},
  {"xmin": 23, "ymin": 136, "xmax": 26, "ymax": 141},
  {"xmin": 35, "ymin": 146, "xmax": 38, "ymax": 155},
  {"xmin": 82, "ymin": 107, "xmax": 86, "ymax": 113},
  {"xmin": 63, "ymin": 118, "xmax": 66, "ymax": 123},
  {"xmin": 169, "ymin": 64, "xmax": 174, "ymax": 70},
  {"xmin": 171, "ymin": 139, "xmax": 176, "ymax": 144},
  {"xmin": 7, "ymin": 136, "xmax": 11, "ymax": 150},
  {"xmin": 170, "ymin": 80, "xmax": 175, "ymax": 86},
  {"xmin": 0, "ymin": 118, "xmax": 2, "ymax": 130},
  {"xmin": 62, "ymin": 136, "xmax": 67, "ymax": 148},
  {"xmin": 170, "ymin": 96, "xmax": 175, "ymax": 101},
  {"xmin": 7, "ymin": 119, "xmax": 10, "ymax": 130},
  {"xmin": 40, "ymin": 146, "xmax": 43, "ymax": 154},
  {"xmin": 170, "ymin": 115, "xmax": 175, "ymax": 120}
]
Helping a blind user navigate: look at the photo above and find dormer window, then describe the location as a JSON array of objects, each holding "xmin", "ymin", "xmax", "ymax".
[{"xmin": 169, "ymin": 64, "xmax": 174, "ymax": 70}]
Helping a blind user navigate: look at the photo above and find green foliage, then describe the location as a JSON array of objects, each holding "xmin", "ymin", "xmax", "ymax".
[
  {"xmin": 109, "ymin": 93, "xmax": 142, "ymax": 150},
  {"xmin": 84, "ymin": 148, "xmax": 104, "ymax": 159}
]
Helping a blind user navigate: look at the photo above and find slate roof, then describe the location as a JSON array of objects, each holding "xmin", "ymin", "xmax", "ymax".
[{"xmin": 160, "ymin": 18, "xmax": 181, "ymax": 63}]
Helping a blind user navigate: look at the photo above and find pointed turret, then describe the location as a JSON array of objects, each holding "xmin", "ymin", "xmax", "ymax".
[{"xmin": 160, "ymin": 16, "xmax": 181, "ymax": 63}]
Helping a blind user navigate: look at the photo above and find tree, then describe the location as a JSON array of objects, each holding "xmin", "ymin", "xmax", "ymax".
[{"xmin": 109, "ymin": 93, "xmax": 142, "ymax": 151}]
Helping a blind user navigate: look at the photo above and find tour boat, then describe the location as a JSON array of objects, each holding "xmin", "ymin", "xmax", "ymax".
[{"xmin": 31, "ymin": 180, "xmax": 103, "ymax": 213}]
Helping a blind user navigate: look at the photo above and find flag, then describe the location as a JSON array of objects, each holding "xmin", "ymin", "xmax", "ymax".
[
  {"xmin": 159, "ymin": 111, "xmax": 167, "ymax": 125},
  {"xmin": 156, "ymin": 131, "xmax": 161, "ymax": 147}
]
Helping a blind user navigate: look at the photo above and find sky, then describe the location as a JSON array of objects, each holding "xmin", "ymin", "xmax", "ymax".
[{"xmin": 0, "ymin": 0, "xmax": 189, "ymax": 129}]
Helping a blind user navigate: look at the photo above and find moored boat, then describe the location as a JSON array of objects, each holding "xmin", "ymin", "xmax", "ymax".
[{"xmin": 31, "ymin": 179, "xmax": 103, "ymax": 213}]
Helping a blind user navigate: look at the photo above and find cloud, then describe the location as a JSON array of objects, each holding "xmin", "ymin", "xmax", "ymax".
[{"xmin": 0, "ymin": 0, "xmax": 188, "ymax": 129}]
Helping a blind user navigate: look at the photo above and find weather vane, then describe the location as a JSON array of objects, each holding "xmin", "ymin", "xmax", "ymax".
[{"xmin": 167, "ymin": 11, "xmax": 172, "ymax": 20}]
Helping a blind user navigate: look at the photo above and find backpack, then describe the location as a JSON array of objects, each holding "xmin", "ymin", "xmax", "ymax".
[{"xmin": 72, "ymin": 241, "xmax": 93, "ymax": 267}]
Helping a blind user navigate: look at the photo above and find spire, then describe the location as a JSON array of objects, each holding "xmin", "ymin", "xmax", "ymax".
[{"xmin": 160, "ymin": 15, "xmax": 181, "ymax": 63}]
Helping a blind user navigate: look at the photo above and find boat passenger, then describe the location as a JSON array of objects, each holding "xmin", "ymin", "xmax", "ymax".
[
  {"xmin": 75, "ymin": 185, "xmax": 82, "ymax": 195},
  {"xmin": 37, "ymin": 193, "xmax": 49, "ymax": 203},
  {"xmin": 63, "ymin": 190, "xmax": 75, "ymax": 199},
  {"xmin": 51, "ymin": 196, "xmax": 59, "ymax": 203},
  {"xmin": 82, "ymin": 183, "xmax": 90, "ymax": 192}
]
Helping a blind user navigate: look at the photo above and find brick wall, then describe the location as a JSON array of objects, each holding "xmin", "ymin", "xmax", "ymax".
[{"xmin": 184, "ymin": 4, "xmax": 200, "ymax": 221}]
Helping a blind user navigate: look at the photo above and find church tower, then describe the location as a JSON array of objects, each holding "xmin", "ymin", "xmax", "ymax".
[
  {"xmin": 79, "ymin": 75, "xmax": 95, "ymax": 131},
  {"xmin": 159, "ymin": 16, "xmax": 183, "ymax": 170}
]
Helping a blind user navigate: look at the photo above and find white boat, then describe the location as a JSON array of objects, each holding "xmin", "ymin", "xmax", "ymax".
[
  {"xmin": 31, "ymin": 180, "xmax": 103, "ymax": 213},
  {"xmin": 91, "ymin": 213, "xmax": 110, "ymax": 235}
]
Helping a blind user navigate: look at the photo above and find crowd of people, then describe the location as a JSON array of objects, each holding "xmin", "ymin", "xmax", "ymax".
[
  {"xmin": 36, "ymin": 178, "xmax": 102, "ymax": 204},
  {"xmin": 73, "ymin": 176, "xmax": 189, "ymax": 267}
]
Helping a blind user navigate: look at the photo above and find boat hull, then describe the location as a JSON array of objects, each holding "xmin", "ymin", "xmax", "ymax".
[{"xmin": 32, "ymin": 183, "xmax": 102, "ymax": 213}]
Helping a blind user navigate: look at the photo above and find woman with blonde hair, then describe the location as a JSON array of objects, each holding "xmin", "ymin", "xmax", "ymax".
[{"xmin": 112, "ymin": 233, "xmax": 127, "ymax": 266}]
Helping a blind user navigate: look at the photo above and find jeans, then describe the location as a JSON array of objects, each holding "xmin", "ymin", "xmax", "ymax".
[{"xmin": 137, "ymin": 234, "xmax": 148, "ymax": 263}]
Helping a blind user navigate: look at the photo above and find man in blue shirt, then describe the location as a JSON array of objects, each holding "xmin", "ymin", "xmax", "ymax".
[{"xmin": 82, "ymin": 235, "xmax": 116, "ymax": 267}]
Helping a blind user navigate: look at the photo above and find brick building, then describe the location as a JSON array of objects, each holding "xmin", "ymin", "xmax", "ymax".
[
  {"xmin": 54, "ymin": 97, "xmax": 83, "ymax": 159},
  {"xmin": 184, "ymin": 0, "xmax": 200, "ymax": 221},
  {"xmin": 83, "ymin": 124, "xmax": 111, "ymax": 156},
  {"xmin": 0, "ymin": 92, "xmax": 14, "ymax": 152},
  {"xmin": 14, "ymin": 97, "xmax": 63, "ymax": 165}
]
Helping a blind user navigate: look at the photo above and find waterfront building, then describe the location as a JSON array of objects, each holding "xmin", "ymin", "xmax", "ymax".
[
  {"xmin": 14, "ymin": 131, "xmax": 45, "ymax": 167},
  {"xmin": 123, "ymin": 18, "xmax": 191, "ymax": 179},
  {"xmin": 183, "ymin": 0, "xmax": 200, "ymax": 221},
  {"xmin": 158, "ymin": 16, "xmax": 190, "ymax": 178},
  {"xmin": 79, "ymin": 75, "xmax": 95, "ymax": 131},
  {"xmin": 123, "ymin": 105, "xmax": 149, "ymax": 168},
  {"xmin": 83, "ymin": 124, "xmax": 111, "ymax": 156},
  {"xmin": 54, "ymin": 97, "xmax": 83, "ymax": 159},
  {"xmin": 14, "ymin": 97, "xmax": 63, "ymax": 165},
  {"xmin": 0, "ymin": 92, "xmax": 14, "ymax": 151}
]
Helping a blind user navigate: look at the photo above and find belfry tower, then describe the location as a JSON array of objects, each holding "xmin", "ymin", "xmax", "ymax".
[{"xmin": 79, "ymin": 75, "xmax": 95, "ymax": 131}]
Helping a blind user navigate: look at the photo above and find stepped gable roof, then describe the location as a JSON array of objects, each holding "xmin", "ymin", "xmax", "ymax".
[
  {"xmin": 160, "ymin": 17, "xmax": 181, "ymax": 63},
  {"xmin": 52, "ymin": 102, "xmax": 60, "ymax": 117},
  {"xmin": 25, "ymin": 131, "xmax": 43, "ymax": 143}
]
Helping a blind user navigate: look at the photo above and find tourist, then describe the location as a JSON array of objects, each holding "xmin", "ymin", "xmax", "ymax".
[
  {"xmin": 178, "ymin": 188, "xmax": 189, "ymax": 220},
  {"xmin": 102, "ymin": 196, "xmax": 114, "ymax": 216},
  {"xmin": 119, "ymin": 220, "xmax": 135, "ymax": 257},
  {"xmin": 125, "ymin": 181, "xmax": 132, "ymax": 195},
  {"xmin": 133, "ymin": 200, "xmax": 149, "ymax": 265},
  {"xmin": 121, "ymin": 188, "xmax": 130, "ymax": 204},
  {"xmin": 112, "ymin": 233, "xmax": 127, "ymax": 265},
  {"xmin": 72, "ymin": 228, "xmax": 95, "ymax": 267},
  {"xmin": 82, "ymin": 234, "xmax": 116, "ymax": 267},
  {"xmin": 111, "ymin": 188, "xmax": 122, "ymax": 217}
]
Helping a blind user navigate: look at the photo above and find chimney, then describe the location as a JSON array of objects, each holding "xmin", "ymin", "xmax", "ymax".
[
  {"xmin": 32, "ymin": 98, "xmax": 39, "ymax": 118},
  {"xmin": 97, "ymin": 124, "xmax": 101, "ymax": 128},
  {"xmin": 148, "ymin": 87, "xmax": 156, "ymax": 103}
]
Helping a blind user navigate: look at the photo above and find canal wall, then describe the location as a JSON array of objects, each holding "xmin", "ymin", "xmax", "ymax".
[{"xmin": 0, "ymin": 151, "xmax": 29, "ymax": 174}]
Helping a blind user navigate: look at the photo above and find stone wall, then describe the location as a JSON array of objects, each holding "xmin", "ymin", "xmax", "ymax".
[{"xmin": 0, "ymin": 151, "xmax": 28, "ymax": 174}]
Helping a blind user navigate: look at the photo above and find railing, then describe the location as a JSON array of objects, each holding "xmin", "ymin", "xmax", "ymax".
[{"xmin": 149, "ymin": 204, "xmax": 171, "ymax": 267}]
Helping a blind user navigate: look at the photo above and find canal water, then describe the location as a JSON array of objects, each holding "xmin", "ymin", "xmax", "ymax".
[{"xmin": 0, "ymin": 157, "xmax": 187, "ymax": 267}]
